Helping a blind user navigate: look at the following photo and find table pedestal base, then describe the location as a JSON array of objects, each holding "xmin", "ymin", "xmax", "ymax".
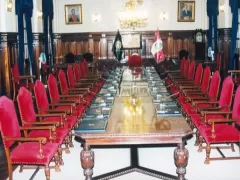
[{"xmin": 78, "ymin": 142, "xmax": 189, "ymax": 180}]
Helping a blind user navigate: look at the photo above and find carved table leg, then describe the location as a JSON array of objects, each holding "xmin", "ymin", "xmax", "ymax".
[
  {"xmin": 81, "ymin": 144, "xmax": 94, "ymax": 180},
  {"xmin": 174, "ymin": 142, "xmax": 189, "ymax": 180}
]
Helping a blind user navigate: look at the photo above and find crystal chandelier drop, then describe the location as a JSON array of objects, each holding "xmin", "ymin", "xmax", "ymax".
[{"xmin": 118, "ymin": 0, "xmax": 148, "ymax": 30}]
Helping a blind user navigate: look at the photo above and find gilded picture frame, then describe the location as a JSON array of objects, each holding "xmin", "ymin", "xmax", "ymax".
[
  {"xmin": 65, "ymin": 4, "xmax": 82, "ymax": 24},
  {"xmin": 177, "ymin": 1, "xmax": 195, "ymax": 22}
]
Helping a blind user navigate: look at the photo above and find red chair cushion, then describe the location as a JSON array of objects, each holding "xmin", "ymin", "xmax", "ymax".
[
  {"xmin": 11, "ymin": 142, "xmax": 58, "ymax": 165},
  {"xmin": 200, "ymin": 124, "xmax": 240, "ymax": 144}
]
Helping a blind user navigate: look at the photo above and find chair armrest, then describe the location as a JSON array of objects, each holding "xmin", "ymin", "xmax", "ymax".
[
  {"xmin": 69, "ymin": 87, "xmax": 89, "ymax": 91},
  {"xmin": 22, "ymin": 120, "xmax": 60, "ymax": 126},
  {"xmin": 188, "ymin": 97, "xmax": 209, "ymax": 101},
  {"xmin": 180, "ymin": 85, "xmax": 198, "ymax": 89},
  {"xmin": 36, "ymin": 113, "xmax": 65, "ymax": 117},
  {"xmin": 40, "ymin": 109, "xmax": 70, "ymax": 114},
  {"xmin": 208, "ymin": 117, "xmax": 237, "ymax": 124},
  {"xmin": 4, "ymin": 137, "xmax": 46, "ymax": 143},
  {"xmin": 60, "ymin": 94, "xmax": 83, "ymax": 98},
  {"xmin": 19, "ymin": 75, "xmax": 35, "ymax": 79},
  {"xmin": 49, "ymin": 103, "xmax": 75, "ymax": 106},
  {"xmin": 192, "ymin": 101, "xmax": 218, "ymax": 106},
  {"xmin": 20, "ymin": 126, "xmax": 55, "ymax": 131},
  {"xmin": 185, "ymin": 92, "xmax": 207, "ymax": 96},
  {"xmin": 200, "ymin": 111, "xmax": 231, "ymax": 115}
]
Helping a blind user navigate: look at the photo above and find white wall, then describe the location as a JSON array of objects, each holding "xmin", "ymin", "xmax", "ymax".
[
  {"xmin": 0, "ymin": 0, "xmax": 17, "ymax": 32},
  {"xmin": 0, "ymin": 0, "xmax": 234, "ymax": 33},
  {"xmin": 54, "ymin": 0, "xmax": 210, "ymax": 33},
  {"xmin": 218, "ymin": 0, "xmax": 232, "ymax": 28}
]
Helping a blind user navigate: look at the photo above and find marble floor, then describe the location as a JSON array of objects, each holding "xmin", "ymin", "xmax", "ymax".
[{"xmin": 8, "ymin": 135, "xmax": 240, "ymax": 180}]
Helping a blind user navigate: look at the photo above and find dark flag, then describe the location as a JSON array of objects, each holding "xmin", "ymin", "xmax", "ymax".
[{"xmin": 112, "ymin": 30, "xmax": 123, "ymax": 61}]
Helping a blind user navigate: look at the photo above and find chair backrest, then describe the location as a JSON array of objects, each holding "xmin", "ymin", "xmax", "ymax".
[
  {"xmin": 48, "ymin": 74, "xmax": 61, "ymax": 103},
  {"xmin": 83, "ymin": 59, "xmax": 89, "ymax": 74},
  {"xmin": 218, "ymin": 76, "xmax": 234, "ymax": 109},
  {"xmin": 193, "ymin": 63, "xmax": 203, "ymax": 86},
  {"xmin": 208, "ymin": 71, "xmax": 221, "ymax": 101},
  {"xmin": 232, "ymin": 86, "xmax": 240, "ymax": 119},
  {"xmin": 187, "ymin": 61, "xmax": 195, "ymax": 80},
  {"xmin": 77, "ymin": 63, "xmax": 84, "ymax": 79},
  {"xmin": 0, "ymin": 96, "xmax": 21, "ymax": 148},
  {"xmin": 128, "ymin": 55, "xmax": 143, "ymax": 67},
  {"xmin": 17, "ymin": 87, "xmax": 37, "ymax": 126},
  {"xmin": 58, "ymin": 70, "xmax": 69, "ymax": 95},
  {"xmin": 34, "ymin": 80, "xmax": 50, "ymax": 113},
  {"xmin": 180, "ymin": 57, "xmax": 185, "ymax": 73},
  {"xmin": 80, "ymin": 61, "xmax": 87, "ymax": 77},
  {"xmin": 11, "ymin": 64, "xmax": 21, "ymax": 83},
  {"xmin": 200, "ymin": 66, "xmax": 211, "ymax": 92},
  {"xmin": 67, "ymin": 65, "xmax": 77, "ymax": 88},
  {"xmin": 183, "ymin": 58, "xmax": 190, "ymax": 77},
  {"xmin": 73, "ymin": 63, "xmax": 81, "ymax": 82}
]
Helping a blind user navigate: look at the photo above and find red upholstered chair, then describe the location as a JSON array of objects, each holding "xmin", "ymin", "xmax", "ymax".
[
  {"xmin": 17, "ymin": 87, "xmax": 70, "ymax": 153},
  {"xmin": 182, "ymin": 71, "xmax": 221, "ymax": 125},
  {"xmin": 58, "ymin": 70, "xmax": 93, "ymax": 106},
  {"xmin": 190, "ymin": 76, "xmax": 234, "ymax": 132},
  {"xmin": 169, "ymin": 60, "xmax": 195, "ymax": 94},
  {"xmin": 197, "ymin": 86, "xmax": 240, "ymax": 164},
  {"xmin": 34, "ymin": 80, "xmax": 79, "ymax": 129},
  {"xmin": 11, "ymin": 64, "xmax": 35, "ymax": 101},
  {"xmin": 165, "ymin": 57, "xmax": 186, "ymax": 86},
  {"xmin": 0, "ymin": 96, "xmax": 60, "ymax": 180},
  {"xmin": 178, "ymin": 66, "xmax": 210, "ymax": 104},
  {"xmin": 128, "ymin": 54, "xmax": 143, "ymax": 67},
  {"xmin": 68, "ymin": 65, "xmax": 99, "ymax": 94},
  {"xmin": 48, "ymin": 74, "xmax": 86, "ymax": 117},
  {"xmin": 169, "ymin": 58, "xmax": 190, "ymax": 80}
]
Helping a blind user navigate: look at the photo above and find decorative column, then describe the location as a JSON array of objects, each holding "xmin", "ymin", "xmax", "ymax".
[
  {"xmin": 0, "ymin": 34, "xmax": 12, "ymax": 97},
  {"xmin": 33, "ymin": 33, "xmax": 41, "ymax": 79}
]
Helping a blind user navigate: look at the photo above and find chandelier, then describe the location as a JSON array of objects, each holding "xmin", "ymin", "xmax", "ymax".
[{"xmin": 118, "ymin": 0, "xmax": 148, "ymax": 30}]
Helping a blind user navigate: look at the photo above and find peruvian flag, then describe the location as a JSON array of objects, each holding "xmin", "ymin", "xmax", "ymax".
[{"xmin": 151, "ymin": 29, "xmax": 165, "ymax": 63}]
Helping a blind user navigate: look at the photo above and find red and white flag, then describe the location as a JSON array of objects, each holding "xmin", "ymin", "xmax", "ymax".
[{"xmin": 151, "ymin": 29, "xmax": 165, "ymax": 63}]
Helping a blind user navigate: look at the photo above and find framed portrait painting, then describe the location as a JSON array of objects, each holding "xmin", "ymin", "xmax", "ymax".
[
  {"xmin": 177, "ymin": 1, "xmax": 195, "ymax": 22},
  {"xmin": 65, "ymin": 4, "xmax": 82, "ymax": 24}
]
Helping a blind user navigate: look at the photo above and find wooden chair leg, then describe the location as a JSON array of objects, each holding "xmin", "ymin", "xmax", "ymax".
[
  {"xmin": 198, "ymin": 135, "xmax": 203, "ymax": 152},
  {"xmin": 19, "ymin": 165, "xmax": 23, "ymax": 172},
  {"xmin": 205, "ymin": 144, "xmax": 211, "ymax": 164},
  {"xmin": 6, "ymin": 150, "xmax": 13, "ymax": 180},
  {"xmin": 231, "ymin": 143, "xmax": 235, "ymax": 152},
  {"xmin": 64, "ymin": 136, "xmax": 70, "ymax": 154},
  {"xmin": 58, "ymin": 146, "xmax": 64, "ymax": 165},
  {"xmin": 69, "ymin": 131, "xmax": 74, "ymax": 148},
  {"xmin": 54, "ymin": 152, "xmax": 61, "ymax": 172},
  {"xmin": 44, "ymin": 165, "xmax": 50, "ymax": 180},
  {"xmin": 195, "ymin": 130, "xmax": 200, "ymax": 146}
]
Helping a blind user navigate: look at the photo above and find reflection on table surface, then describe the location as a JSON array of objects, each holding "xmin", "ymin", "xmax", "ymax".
[{"xmin": 106, "ymin": 97, "xmax": 190, "ymax": 135}]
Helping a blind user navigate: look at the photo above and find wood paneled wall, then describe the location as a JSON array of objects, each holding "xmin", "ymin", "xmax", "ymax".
[
  {"xmin": 0, "ymin": 29, "xmax": 236, "ymax": 97},
  {"xmin": 54, "ymin": 31, "xmax": 197, "ymax": 63}
]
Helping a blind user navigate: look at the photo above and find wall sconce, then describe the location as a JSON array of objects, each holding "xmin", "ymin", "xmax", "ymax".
[
  {"xmin": 7, "ymin": 0, "xmax": 13, "ymax": 12},
  {"xmin": 160, "ymin": 12, "xmax": 169, "ymax": 20},
  {"xmin": 37, "ymin": 11, "xmax": 43, "ymax": 19},
  {"xmin": 219, "ymin": 4, "xmax": 224, "ymax": 13},
  {"xmin": 92, "ymin": 13, "xmax": 101, "ymax": 22}
]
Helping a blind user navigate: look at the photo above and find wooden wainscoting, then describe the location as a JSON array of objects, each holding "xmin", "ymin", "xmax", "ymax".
[
  {"xmin": 56, "ymin": 31, "xmax": 196, "ymax": 61},
  {"xmin": 0, "ymin": 29, "xmax": 236, "ymax": 97}
]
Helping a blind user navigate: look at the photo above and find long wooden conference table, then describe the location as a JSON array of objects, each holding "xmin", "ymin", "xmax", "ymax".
[{"xmin": 75, "ymin": 66, "xmax": 193, "ymax": 180}]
